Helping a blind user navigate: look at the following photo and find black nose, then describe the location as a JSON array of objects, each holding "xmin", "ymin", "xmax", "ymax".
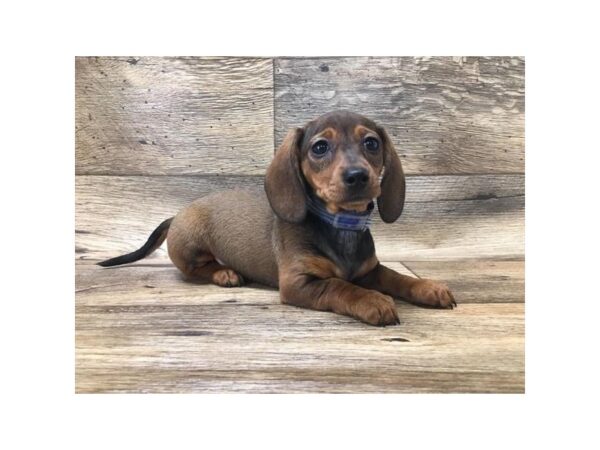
[{"xmin": 343, "ymin": 167, "xmax": 369, "ymax": 187}]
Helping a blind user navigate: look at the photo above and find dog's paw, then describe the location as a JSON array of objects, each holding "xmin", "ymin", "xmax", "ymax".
[
  {"xmin": 410, "ymin": 279, "xmax": 457, "ymax": 309},
  {"xmin": 353, "ymin": 292, "xmax": 400, "ymax": 326},
  {"xmin": 212, "ymin": 269, "xmax": 245, "ymax": 287}
]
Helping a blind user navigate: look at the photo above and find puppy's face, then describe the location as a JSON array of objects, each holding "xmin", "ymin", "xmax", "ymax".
[
  {"xmin": 265, "ymin": 110, "xmax": 405, "ymax": 224},
  {"xmin": 299, "ymin": 111, "xmax": 385, "ymax": 213}
]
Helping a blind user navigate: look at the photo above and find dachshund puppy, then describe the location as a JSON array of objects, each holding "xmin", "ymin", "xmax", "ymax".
[{"xmin": 99, "ymin": 110, "xmax": 456, "ymax": 326}]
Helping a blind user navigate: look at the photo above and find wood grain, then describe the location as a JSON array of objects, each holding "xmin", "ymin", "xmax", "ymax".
[
  {"xmin": 76, "ymin": 57, "xmax": 274, "ymax": 176},
  {"xmin": 76, "ymin": 174, "xmax": 524, "ymax": 261},
  {"xmin": 76, "ymin": 263, "xmax": 524, "ymax": 393},
  {"xmin": 275, "ymin": 56, "xmax": 524, "ymax": 175},
  {"xmin": 404, "ymin": 259, "xmax": 524, "ymax": 304}
]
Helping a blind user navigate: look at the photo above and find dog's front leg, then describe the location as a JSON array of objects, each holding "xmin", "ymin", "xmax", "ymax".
[
  {"xmin": 355, "ymin": 263, "xmax": 457, "ymax": 309},
  {"xmin": 279, "ymin": 272, "xmax": 400, "ymax": 326}
]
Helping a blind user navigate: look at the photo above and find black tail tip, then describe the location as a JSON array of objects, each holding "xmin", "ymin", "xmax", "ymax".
[
  {"xmin": 96, "ymin": 252, "xmax": 142, "ymax": 267},
  {"xmin": 97, "ymin": 258, "xmax": 119, "ymax": 267}
]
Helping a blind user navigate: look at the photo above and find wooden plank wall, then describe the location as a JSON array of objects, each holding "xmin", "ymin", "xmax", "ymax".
[
  {"xmin": 76, "ymin": 56, "xmax": 525, "ymax": 262},
  {"xmin": 76, "ymin": 57, "xmax": 274, "ymax": 176}
]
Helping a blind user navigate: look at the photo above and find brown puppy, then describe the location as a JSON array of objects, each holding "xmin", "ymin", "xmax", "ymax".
[{"xmin": 99, "ymin": 110, "xmax": 456, "ymax": 326}]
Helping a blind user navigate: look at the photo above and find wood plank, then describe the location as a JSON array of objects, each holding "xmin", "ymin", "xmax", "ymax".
[
  {"xmin": 404, "ymin": 259, "xmax": 524, "ymax": 304},
  {"xmin": 76, "ymin": 367, "xmax": 523, "ymax": 394},
  {"xmin": 275, "ymin": 56, "xmax": 524, "ymax": 175},
  {"xmin": 76, "ymin": 267, "xmax": 524, "ymax": 393},
  {"xmin": 76, "ymin": 57, "xmax": 273, "ymax": 176},
  {"xmin": 76, "ymin": 259, "xmax": 523, "ymax": 393},
  {"xmin": 76, "ymin": 174, "xmax": 523, "ymax": 261}
]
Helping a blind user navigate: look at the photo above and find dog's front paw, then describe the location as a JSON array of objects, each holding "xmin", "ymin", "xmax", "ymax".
[
  {"xmin": 410, "ymin": 279, "xmax": 457, "ymax": 309},
  {"xmin": 353, "ymin": 292, "xmax": 400, "ymax": 326}
]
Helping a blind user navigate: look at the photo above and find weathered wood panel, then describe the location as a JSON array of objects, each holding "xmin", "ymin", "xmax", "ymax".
[
  {"xmin": 76, "ymin": 57, "xmax": 274, "ymax": 175},
  {"xmin": 404, "ymin": 260, "xmax": 524, "ymax": 304},
  {"xmin": 275, "ymin": 57, "xmax": 524, "ymax": 175},
  {"xmin": 76, "ymin": 268, "xmax": 524, "ymax": 393},
  {"xmin": 76, "ymin": 174, "xmax": 524, "ymax": 261},
  {"xmin": 76, "ymin": 367, "xmax": 523, "ymax": 394}
]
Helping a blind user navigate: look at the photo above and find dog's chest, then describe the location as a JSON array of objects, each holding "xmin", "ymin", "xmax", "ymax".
[{"xmin": 315, "ymin": 227, "xmax": 375, "ymax": 280}]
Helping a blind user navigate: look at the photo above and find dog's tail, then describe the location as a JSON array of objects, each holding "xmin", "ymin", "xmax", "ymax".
[{"xmin": 97, "ymin": 217, "xmax": 173, "ymax": 267}]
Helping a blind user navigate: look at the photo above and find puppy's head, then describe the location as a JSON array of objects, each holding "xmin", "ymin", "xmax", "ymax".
[{"xmin": 265, "ymin": 110, "xmax": 405, "ymax": 224}]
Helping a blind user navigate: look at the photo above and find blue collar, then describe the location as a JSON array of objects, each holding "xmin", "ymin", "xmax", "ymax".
[{"xmin": 306, "ymin": 195, "xmax": 374, "ymax": 231}]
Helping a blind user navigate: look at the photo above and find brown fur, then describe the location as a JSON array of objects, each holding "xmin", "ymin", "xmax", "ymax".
[{"xmin": 101, "ymin": 110, "xmax": 456, "ymax": 326}]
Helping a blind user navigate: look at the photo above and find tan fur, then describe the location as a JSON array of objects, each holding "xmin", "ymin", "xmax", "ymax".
[
  {"xmin": 353, "ymin": 255, "xmax": 380, "ymax": 280},
  {"xmin": 353, "ymin": 124, "xmax": 377, "ymax": 140},
  {"xmin": 295, "ymin": 255, "xmax": 344, "ymax": 279},
  {"xmin": 167, "ymin": 190, "xmax": 278, "ymax": 287},
  {"xmin": 311, "ymin": 127, "xmax": 338, "ymax": 142}
]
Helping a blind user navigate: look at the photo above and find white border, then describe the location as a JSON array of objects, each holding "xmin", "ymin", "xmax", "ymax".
[{"xmin": 3, "ymin": 0, "xmax": 599, "ymax": 448}]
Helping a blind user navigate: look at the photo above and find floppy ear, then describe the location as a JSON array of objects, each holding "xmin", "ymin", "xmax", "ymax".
[
  {"xmin": 376, "ymin": 126, "xmax": 406, "ymax": 223},
  {"xmin": 264, "ymin": 127, "xmax": 307, "ymax": 223}
]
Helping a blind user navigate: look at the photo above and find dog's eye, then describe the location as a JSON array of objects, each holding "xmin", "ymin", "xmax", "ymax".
[
  {"xmin": 364, "ymin": 137, "xmax": 380, "ymax": 152},
  {"xmin": 311, "ymin": 140, "xmax": 329, "ymax": 156}
]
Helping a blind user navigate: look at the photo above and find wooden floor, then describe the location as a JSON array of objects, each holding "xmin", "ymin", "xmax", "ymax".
[
  {"xmin": 76, "ymin": 257, "xmax": 524, "ymax": 393},
  {"xmin": 76, "ymin": 57, "xmax": 525, "ymax": 393}
]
